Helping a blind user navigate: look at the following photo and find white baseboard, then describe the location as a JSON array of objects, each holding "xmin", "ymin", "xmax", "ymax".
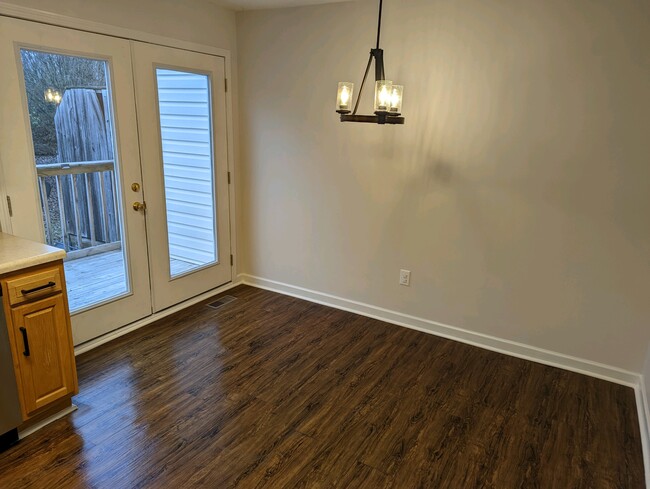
[
  {"xmin": 240, "ymin": 274, "xmax": 638, "ymax": 386},
  {"xmin": 19, "ymin": 404, "xmax": 77, "ymax": 440},
  {"xmin": 74, "ymin": 280, "xmax": 242, "ymax": 356},
  {"xmin": 240, "ymin": 274, "xmax": 650, "ymax": 479},
  {"xmin": 638, "ymin": 379, "xmax": 650, "ymax": 486}
]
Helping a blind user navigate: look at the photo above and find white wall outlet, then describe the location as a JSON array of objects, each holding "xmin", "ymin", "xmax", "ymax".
[{"xmin": 399, "ymin": 269, "xmax": 411, "ymax": 286}]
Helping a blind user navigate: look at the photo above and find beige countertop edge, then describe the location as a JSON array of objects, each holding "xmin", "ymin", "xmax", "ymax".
[{"xmin": 0, "ymin": 233, "xmax": 66, "ymax": 276}]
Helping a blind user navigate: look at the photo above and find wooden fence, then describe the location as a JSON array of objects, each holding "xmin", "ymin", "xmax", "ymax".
[{"xmin": 36, "ymin": 88, "xmax": 121, "ymax": 255}]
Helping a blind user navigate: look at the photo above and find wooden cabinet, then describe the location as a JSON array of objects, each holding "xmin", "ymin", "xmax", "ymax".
[{"xmin": 1, "ymin": 261, "xmax": 78, "ymax": 421}]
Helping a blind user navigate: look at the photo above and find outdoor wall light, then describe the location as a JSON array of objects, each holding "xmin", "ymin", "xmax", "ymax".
[{"xmin": 336, "ymin": 0, "xmax": 404, "ymax": 125}]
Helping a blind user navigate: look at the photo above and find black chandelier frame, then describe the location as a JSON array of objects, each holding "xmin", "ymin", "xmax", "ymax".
[{"xmin": 337, "ymin": 0, "xmax": 405, "ymax": 125}]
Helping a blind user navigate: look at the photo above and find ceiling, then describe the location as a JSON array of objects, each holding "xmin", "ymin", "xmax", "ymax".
[{"xmin": 209, "ymin": 0, "xmax": 357, "ymax": 11}]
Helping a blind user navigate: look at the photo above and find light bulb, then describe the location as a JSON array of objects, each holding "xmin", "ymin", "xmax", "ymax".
[
  {"xmin": 391, "ymin": 89, "xmax": 399, "ymax": 106},
  {"xmin": 374, "ymin": 80, "xmax": 393, "ymax": 113},
  {"xmin": 389, "ymin": 85, "xmax": 403, "ymax": 114},
  {"xmin": 379, "ymin": 86, "xmax": 389, "ymax": 106},
  {"xmin": 340, "ymin": 86, "xmax": 350, "ymax": 106}
]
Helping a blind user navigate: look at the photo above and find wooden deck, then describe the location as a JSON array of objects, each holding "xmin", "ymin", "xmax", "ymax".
[{"xmin": 63, "ymin": 249, "xmax": 196, "ymax": 311}]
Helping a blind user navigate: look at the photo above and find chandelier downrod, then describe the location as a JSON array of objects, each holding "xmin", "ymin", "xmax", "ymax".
[{"xmin": 376, "ymin": 0, "xmax": 383, "ymax": 50}]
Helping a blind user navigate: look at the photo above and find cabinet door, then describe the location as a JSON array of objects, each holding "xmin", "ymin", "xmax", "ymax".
[{"xmin": 10, "ymin": 294, "xmax": 77, "ymax": 417}]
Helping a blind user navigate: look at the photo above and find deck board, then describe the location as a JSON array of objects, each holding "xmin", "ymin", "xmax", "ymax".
[{"xmin": 63, "ymin": 249, "xmax": 196, "ymax": 311}]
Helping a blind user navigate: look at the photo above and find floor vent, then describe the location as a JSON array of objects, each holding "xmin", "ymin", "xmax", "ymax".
[{"xmin": 207, "ymin": 295, "xmax": 237, "ymax": 309}]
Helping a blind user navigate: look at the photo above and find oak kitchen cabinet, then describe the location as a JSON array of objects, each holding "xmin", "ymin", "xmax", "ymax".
[{"xmin": 0, "ymin": 233, "xmax": 77, "ymax": 432}]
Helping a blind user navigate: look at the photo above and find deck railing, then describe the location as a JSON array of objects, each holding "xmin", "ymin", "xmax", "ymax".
[{"xmin": 36, "ymin": 160, "xmax": 121, "ymax": 256}]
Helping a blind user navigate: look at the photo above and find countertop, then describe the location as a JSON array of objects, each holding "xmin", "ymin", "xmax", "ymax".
[{"xmin": 0, "ymin": 233, "xmax": 66, "ymax": 275}]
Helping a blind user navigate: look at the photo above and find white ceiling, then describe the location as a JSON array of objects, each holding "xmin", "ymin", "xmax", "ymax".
[{"xmin": 209, "ymin": 0, "xmax": 357, "ymax": 11}]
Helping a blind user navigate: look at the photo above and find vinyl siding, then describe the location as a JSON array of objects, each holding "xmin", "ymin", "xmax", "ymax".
[{"xmin": 157, "ymin": 69, "xmax": 216, "ymax": 268}]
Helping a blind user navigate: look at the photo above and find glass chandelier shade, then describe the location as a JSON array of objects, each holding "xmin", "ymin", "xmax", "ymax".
[{"xmin": 336, "ymin": 82, "xmax": 354, "ymax": 113}]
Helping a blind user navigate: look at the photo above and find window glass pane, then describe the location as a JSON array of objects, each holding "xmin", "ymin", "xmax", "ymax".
[
  {"xmin": 20, "ymin": 49, "xmax": 128, "ymax": 312},
  {"xmin": 156, "ymin": 68, "xmax": 217, "ymax": 278}
]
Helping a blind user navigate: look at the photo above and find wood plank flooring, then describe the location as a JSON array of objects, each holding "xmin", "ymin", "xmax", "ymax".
[
  {"xmin": 64, "ymin": 250, "xmax": 196, "ymax": 311},
  {"xmin": 0, "ymin": 285, "xmax": 644, "ymax": 488}
]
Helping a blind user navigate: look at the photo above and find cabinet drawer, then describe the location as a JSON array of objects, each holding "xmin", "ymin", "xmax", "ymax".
[{"xmin": 5, "ymin": 266, "xmax": 63, "ymax": 306}]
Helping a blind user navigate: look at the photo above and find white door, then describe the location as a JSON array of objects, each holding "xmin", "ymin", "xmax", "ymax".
[
  {"xmin": 0, "ymin": 17, "xmax": 152, "ymax": 343},
  {"xmin": 131, "ymin": 42, "xmax": 232, "ymax": 312}
]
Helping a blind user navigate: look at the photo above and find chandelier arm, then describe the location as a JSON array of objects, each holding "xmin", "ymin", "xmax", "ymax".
[{"xmin": 353, "ymin": 51, "xmax": 375, "ymax": 115}]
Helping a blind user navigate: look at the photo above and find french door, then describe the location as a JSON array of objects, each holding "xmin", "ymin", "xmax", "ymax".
[
  {"xmin": 0, "ymin": 17, "xmax": 232, "ymax": 344},
  {"xmin": 132, "ymin": 42, "xmax": 231, "ymax": 312},
  {"xmin": 0, "ymin": 17, "xmax": 152, "ymax": 344}
]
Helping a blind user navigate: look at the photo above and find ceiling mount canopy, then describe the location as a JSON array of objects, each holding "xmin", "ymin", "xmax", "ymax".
[{"xmin": 335, "ymin": 0, "xmax": 404, "ymax": 125}]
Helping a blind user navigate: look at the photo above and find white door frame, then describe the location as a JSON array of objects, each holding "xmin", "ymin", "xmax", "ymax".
[{"xmin": 0, "ymin": 2, "xmax": 238, "ymax": 280}]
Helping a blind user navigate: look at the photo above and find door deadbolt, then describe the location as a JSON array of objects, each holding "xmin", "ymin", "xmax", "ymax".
[
  {"xmin": 133, "ymin": 201, "xmax": 146, "ymax": 212},
  {"xmin": 131, "ymin": 183, "xmax": 141, "ymax": 192}
]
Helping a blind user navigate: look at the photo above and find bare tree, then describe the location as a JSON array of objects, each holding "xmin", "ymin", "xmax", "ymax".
[{"xmin": 20, "ymin": 49, "xmax": 106, "ymax": 157}]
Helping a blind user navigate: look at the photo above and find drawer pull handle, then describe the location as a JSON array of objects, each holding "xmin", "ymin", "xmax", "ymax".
[
  {"xmin": 21, "ymin": 281, "xmax": 56, "ymax": 295},
  {"xmin": 19, "ymin": 327, "xmax": 30, "ymax": 357}
]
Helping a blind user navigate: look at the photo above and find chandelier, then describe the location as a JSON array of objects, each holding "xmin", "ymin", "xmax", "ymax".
[{"xmin": 335, "ymin": 0, "xmax": 404, "ymax": 125}]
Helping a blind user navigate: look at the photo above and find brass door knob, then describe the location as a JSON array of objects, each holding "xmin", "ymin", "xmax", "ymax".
[
  {"xmin": 131, "ymin": 183, "xmax": 141, "ymax": 192},
  {"xmin": 133, "ymin": 201, "xmax": 146, "ymax": 212}
]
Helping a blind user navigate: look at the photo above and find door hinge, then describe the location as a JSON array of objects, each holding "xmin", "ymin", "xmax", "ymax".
[
  {"xmin": 227, "ymin": 171, "xmax": 231, "ymax": 184},
  {"xmin": 6, "ymin": 196, "xmax": 12, "ymax": 217},
  {"xmin": 230, "ymin": 254, "xmax": 234, "ymax": 266},
  {"xmin": 225, "ymin": 78, "xmax": 228, "ymax": 92}
]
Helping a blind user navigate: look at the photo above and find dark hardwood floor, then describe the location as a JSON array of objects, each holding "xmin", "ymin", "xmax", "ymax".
[{"xmin": 0, "ymin": 285, "xmax": 644, "ymax": 488}]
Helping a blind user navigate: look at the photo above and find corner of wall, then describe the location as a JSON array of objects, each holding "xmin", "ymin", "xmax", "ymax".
[{"xmin": 640, "ymin": 345, "xmax": 650, "ymax": 484}]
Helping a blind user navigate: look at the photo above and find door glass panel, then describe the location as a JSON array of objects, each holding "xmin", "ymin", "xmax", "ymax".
[
  {"xmin": 20, "ymin": 49, "xmax": 129, "ymax": 312},
  {"xmin": 155, "ymin": 68, "xmax": 217, "ymax": 278}
]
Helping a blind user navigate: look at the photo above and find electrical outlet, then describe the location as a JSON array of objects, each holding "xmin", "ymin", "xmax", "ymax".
[{"xmin": 399, "ymin": 269, "xmax": 411, "ymax": 286}]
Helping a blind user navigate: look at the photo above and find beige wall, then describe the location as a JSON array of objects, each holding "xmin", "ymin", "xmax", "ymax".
[
  {"xmin": 237, "ymin": 0, "xmax": 650, "ymax": 372},
  {"xmin": 1, "ymin": 0, "xmax": 236, "ymax": 50}
]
